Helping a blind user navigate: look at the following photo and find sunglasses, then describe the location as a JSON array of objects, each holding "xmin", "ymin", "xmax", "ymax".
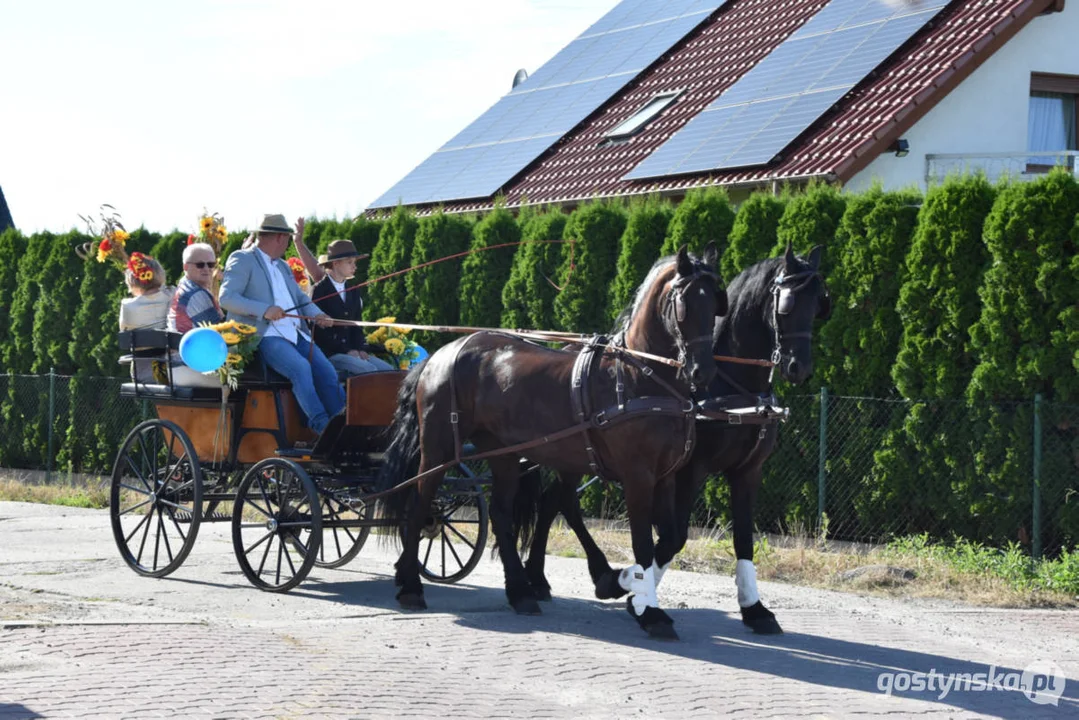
[{"xmin": 188, "ymin": 261, "xmax": 216, "ymax": 269}]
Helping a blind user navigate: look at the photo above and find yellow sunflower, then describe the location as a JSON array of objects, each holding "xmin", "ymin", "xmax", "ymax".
[
  {"xmin": 200, "ymin": 217, "xmax": 214, "ymax": 232},
  {"xmin": 222, "ymin": 332, "xmax": 241, "ymax": 345},
  {"xmin": 113, "ymin": 229, "xmax": 130, "ymax": 245},
  {"xmin": 398, "ymin": 360, "xmax": 410, "ymax": 370},
  {"xmin": 385, "ymin": 337, "xmax": 406, "ymax": 355},
  {"xmin": 235, "ymin": 323, "xmax": 257, "ymax": 335},
  {"xmin": 376, "ymin": 316, "xmax": 396, "ymax": 324},
  {"xmin": 226, "ymin": 353, "xmax": 243, "ymax": 365}
]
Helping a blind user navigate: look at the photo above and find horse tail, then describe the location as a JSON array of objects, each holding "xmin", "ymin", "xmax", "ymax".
[
  {"xmin": 375, "ymin": 359, "xmax": 427, "ymax": 540},
  {"xmin": 512, "ymin": 462, "xmax": 544, "ymax": 559}
]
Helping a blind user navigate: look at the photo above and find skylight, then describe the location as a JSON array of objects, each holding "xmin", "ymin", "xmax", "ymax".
[{"xmin": 606, "ymin": 91, "xmax": 682, "ymax": 140}]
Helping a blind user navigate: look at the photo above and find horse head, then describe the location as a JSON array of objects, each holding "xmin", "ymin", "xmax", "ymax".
[{"xmin": 770, "ymin": 242, "xmax": 831, "ymax": 384}]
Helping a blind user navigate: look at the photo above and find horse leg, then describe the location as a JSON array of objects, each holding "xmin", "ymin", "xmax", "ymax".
[
  {"xmin": 552, "ymin": 474, "xmax": 623, "ymax": 599},
  {"xmin": 396, "ymin": 470, "xmax": 443, "ymax": 610},
  {"xmin": 619, "ymin": 475, "xmax": 677, "ymax": 640},
  {"xmin": 522, "ymin": 471, "xmax": 560, "ymax": 602},
  {"xmin": 652, "ymin": 460, "xmax": 707, "ymax": 589},
  {"xmin": 489, "ymin": 456, "xmax": 542, "ymax": 616},
  {"xmin": 729, "ymin": 465, "xmax": 782, "ymax": 634}
]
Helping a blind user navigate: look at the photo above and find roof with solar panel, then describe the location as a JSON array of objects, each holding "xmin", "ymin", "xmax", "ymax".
[{"xmin": 368, "ymin": 0, "xmax": 1063, "ymax": 213}]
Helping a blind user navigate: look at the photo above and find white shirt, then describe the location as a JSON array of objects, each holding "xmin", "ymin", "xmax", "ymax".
[
  {"xmin": 330, "ymin": 277, "xmax": 346, "ymax": 302},
  {"xmin": 256, "ymin": 248, "xmax": 307, "ymax": 344}
]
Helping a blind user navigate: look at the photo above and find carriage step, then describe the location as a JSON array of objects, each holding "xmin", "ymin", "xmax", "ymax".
[{"xmin": 172, "ymin": 511, "xmax": 231, "ymax": 523}]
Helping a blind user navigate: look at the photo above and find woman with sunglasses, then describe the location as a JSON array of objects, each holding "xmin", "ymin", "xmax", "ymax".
[{"xmin": 167, "ymin": 242, "xmax": 226, "ymax": 386}]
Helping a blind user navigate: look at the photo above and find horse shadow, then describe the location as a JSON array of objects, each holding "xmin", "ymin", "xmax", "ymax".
[
  {"xmin": 302, "ymin": 574, "xmax": 1078, "ymax": 719},
  {"xmin": 0, "ymin": 703, "xmax": 44, "ymax": 719}
]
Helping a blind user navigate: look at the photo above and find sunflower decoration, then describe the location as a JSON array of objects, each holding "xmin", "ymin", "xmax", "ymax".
[
  {"xmin": 125, "ymin": 252, "xmax": 159, "ymax": 289},
  {"xmin": 199, "ymin": 319, "xmax": 260, "ymax": 389},
  {"xmin": 78, "ymin": 204, "xmax": 130, "ymax": 270},
  {"xmin": 194, "ymin": 210, "xmax": 228, "ymax": 255},
  {"xmin": 287, "ymin": 257, "xmax": 310, "ymax": 292},
  {"xmin": 365, "ymin": 316, "xmax": 422, "ymax": 370}
]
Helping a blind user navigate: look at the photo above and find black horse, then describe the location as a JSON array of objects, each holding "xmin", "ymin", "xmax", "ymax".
[
  {"xmin": 518, "ymin": 243, "xmax": 831, "ymax": 634},
  {"xmin": 377, "ymin": 245, "xmax": 725, "ymax": 638}
]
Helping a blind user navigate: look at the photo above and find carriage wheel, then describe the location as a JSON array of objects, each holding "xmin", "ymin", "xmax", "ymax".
[
  {"xmin": 110, "ymin": 419, "xmax": 203, "ymax": 578},
  {"xmin": 231, "ymin": 458, "xmax": 321, "ymax": 592},
  {"xmin": 307, "ymin": 492, "xmax": 372, "ymax": 569},
  {"xmin": 417, "ymin": 463, "xmax": 489, "ymax": 584}
]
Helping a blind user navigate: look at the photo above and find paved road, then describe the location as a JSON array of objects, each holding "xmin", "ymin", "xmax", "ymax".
[{"xmin": 1, "ymin": 501, "xmax": 1077, "ymax": 719}]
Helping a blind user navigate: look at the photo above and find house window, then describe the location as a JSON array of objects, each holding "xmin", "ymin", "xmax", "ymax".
[
  {"xmin": 1028, "ymin": 74, "xmax": 1079, "ymax": 170},
  {"xmin": 605, "ymin": 90, "xmax": 682, "ymax": 141}
]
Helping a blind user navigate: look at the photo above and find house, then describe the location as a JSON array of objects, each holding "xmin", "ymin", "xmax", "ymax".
[
  {"xmin": 368, "ymin": 0, "xmax": 1076, "ymax": 215},
  {"xmin": 0, "ymin": 185, "xmax": 12, "ymax": 232}
]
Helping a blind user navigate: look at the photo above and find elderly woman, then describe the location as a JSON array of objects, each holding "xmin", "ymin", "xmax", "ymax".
[
  {"xmin": 167, "ymin": 242, "xmax": 225, "ymax": 387},
  {"xmin": 118, "ymin": 253, "xmax": 173, "ymax": 383}
]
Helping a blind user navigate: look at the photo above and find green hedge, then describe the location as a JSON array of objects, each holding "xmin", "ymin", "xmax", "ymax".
[{"xmin": 2, "ymin": 179, "xmax": 1077, "ymax": 554}]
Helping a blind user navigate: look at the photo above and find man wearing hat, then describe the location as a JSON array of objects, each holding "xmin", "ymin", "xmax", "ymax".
[
  {"xmin": 312, "ymin": 239, "xmax": 393, "ymax": 375},
  {"xmin": 220, "ymin": 213, "xmax": 345, "ymax": 434}
]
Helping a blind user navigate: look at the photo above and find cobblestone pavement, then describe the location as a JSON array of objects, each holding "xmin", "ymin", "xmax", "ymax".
[{"xmin": 1, "ymin": 502, "xmax": 1077, "ymax": 719}]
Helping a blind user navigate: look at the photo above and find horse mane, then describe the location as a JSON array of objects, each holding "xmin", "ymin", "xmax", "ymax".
[{"xmin": 610, "ymin": 256, "xmax": 678, "ymax": 346}]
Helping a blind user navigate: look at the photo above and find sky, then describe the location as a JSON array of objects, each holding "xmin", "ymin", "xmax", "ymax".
[{"xmin": 0, "ymin": 0, "xmax": 619, "ymax": 234}]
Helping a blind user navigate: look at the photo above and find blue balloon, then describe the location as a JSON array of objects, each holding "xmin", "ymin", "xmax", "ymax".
[
  {"xmin": 179, "ymin": 327, "xmax": 228, "ymax": 372},
  {"xmin": 410, "ymin": 344, "xmax": 428, "ymax": 367}
]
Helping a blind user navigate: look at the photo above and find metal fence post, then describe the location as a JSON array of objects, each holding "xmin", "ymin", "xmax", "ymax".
[
  {"xmin": 817, "ymin": 386, "xmax": 828, "ymax": 532},
  {"xmin": 46, "ymin": 368, "xmax": 56, "ymax": 484},
  {"xmin": 1032, "ymin": 393, "xmax": 1043, "ymax": 562}
]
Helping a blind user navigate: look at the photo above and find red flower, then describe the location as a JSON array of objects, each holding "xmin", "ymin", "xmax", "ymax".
[
  {"xmin": 187, "ymin": 234, "xmax": 196, "ymax": 245},
  {"xmin": 100, "ymin": 238, "xmax": 112, "ymax": 252}
]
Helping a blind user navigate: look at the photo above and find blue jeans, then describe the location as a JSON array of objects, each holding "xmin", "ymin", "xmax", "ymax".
[
  {"xmin": 259, "ymin": 335, "xmax": 346, "ymax": 433},
  {"xmin": 329, "ymin": 353, "xmax": 395, "ymax": 376}
]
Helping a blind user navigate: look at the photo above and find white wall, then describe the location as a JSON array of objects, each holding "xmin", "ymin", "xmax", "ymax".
[{"xmin": 846, "ymin": 2, "xmax": 1079, "ymax": 193}]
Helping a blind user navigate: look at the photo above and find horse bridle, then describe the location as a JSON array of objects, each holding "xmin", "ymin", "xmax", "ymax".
[
  {"xmin": 668, "ymin": 267, "xmax": 721, "ymax": 375},
  {"xmin": 769, "ymin": 268, "xmax": 826, "ymax": 371}
]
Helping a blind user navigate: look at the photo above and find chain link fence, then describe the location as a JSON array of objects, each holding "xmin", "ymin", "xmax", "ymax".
[{"xmin": 2, "ymin": 373, "xmax": 1076, "ymax": 557}]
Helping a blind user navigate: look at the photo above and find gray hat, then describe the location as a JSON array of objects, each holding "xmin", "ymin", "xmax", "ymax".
[{"xmin": 254, "ymin": 213, "xmax": 294, "ymax": 235}]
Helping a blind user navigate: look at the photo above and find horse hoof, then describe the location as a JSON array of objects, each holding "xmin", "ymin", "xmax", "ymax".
[
  {"xmin": 397, "ymin": 592, "xmax": 427, "ymax": 611},
  {"xmin": 741, "ymin": 601, "xmax": 783, "ymax": 634},
  {"xmin": 596, "ymin": 569, "xmax": 629, "ymax": 600},
  {"xmin": 532, "ymin": 586, "xmax": 553, "ymax": 602},
  {"xmin": 512, "ymin": 596, "xmax": 543, "ymax": 616},
  {"xmin": 645, "ymin": 622, "xmax": 680, "ymax": 641},
  {"xmin": 628, "ymin": 601, "xmax": 678, "ymax": 640}
]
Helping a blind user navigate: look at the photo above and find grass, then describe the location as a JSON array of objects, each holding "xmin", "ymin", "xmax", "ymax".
[
  {"xmin": 542, "ymin": 520, "xmax": 1079, "ymax": 608},
  {"xmin": 0, "ymin": 477, "xmax": 108, "ymax": 509}
]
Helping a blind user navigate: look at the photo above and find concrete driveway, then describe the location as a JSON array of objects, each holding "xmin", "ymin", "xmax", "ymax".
[{"xmin": 1, "ymin": 501, "xmax": 1077, "ymax": 719}]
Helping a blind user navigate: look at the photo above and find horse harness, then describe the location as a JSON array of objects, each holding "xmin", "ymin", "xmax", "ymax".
[{"xmin": 570, "ymin": 334, "xmax": 696, "ymax": 481}]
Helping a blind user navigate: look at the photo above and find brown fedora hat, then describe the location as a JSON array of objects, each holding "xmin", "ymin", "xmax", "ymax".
[
  {"xmin": 317, "ymin": 239, "xmax": 367, "ymax": 266},
  {"xmin": 254, "ymin": 213, "xmax": 294, "ymax": 235}
]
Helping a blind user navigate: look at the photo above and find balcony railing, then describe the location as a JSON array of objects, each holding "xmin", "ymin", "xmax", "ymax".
[{"xmin": 925, "ymin": 151, "xmax": 1079, "ymax": 184}]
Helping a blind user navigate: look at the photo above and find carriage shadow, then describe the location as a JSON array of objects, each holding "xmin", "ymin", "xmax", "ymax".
[{"xmin": 300, "ymin": 576, "xmax": 1076, "ymax": 718}]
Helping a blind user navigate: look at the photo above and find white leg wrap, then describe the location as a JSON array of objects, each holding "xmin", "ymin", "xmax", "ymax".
[
  {"xmin": 652, "ymin": 560, "xmax": 670, "ymax": 588},
  {"xmin": 736, "ymin": 559, "xmax": 760, "ymax": 608},
  {"xmin": 618, "ymin": 564, "xmax": 658, "ymax": 615}
]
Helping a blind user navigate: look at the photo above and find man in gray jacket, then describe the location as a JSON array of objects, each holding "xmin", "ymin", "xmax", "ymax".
[{"xmin": 220, "ymin": 213, "xmax": 344, "ymax": 433}]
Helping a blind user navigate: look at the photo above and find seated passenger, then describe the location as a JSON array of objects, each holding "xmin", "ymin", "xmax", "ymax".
[
  {"xmin": 220, "ymin": 213, "xmax": 343, "ymax": 434},
  {"xmin": 167, "ymin": 242, "xmax": 225, "ymax": 387},
  {"xmin": 312, "ymin": 239, "xmax": 392, "ymax": 376},
  {"xmin": 118, "ymin": 253, "xmax": 174, "ymax": 384}
]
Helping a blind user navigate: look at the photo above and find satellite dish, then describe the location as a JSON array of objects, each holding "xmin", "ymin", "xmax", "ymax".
[{"xmin": 512, "ymin": 68, "xmax": 529, "ymax": 89}]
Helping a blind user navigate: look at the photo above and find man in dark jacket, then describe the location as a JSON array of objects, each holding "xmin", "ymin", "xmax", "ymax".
[{"xmin": 312, "ymin": 240, "xmax": 394, "ymax": 375}]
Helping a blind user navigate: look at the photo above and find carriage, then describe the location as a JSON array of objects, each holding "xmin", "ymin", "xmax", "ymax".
[{"xmin": 109, "ymin": 329, "xmax": 490, "ymax": 592}]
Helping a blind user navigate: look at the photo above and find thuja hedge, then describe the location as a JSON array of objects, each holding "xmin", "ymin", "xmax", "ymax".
[{"xmin": 1, "ymin": 175, "xmax": 1077, "ymax": 552}]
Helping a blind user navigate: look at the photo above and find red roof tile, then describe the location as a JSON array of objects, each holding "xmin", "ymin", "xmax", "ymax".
[{"xmin": 375, "ymin": 0, "xmax": 1057, "ymax": 215}]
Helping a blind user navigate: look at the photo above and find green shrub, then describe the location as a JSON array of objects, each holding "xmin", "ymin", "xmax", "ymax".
[
  {"xmin": 408, "ymin": 211, "xmax": 474, "ymax": 348},
  {"xmin": 722, "ymin": 191, "xmax": 786, "ymax": 282},
  {"xmin": 365, "ymin": 206, "xmax": 417, "ymax": 321},
  {"xmin": 554, "ymin": 201, "xmax": 627, "ymax": 332},
  {"xmin": 660, "ymin": 187, "xmax": 734, "ymax": 256},
  {"xmin": 459, "ymin": 205, "xmax": 519, "ymax": 328},
  {"xmin": 608, "ymin": 196, "xmax": 672, "ymax": 323}
]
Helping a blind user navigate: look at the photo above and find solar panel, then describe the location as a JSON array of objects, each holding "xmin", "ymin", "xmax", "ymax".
[
  {"xmin": 370, "ymin": 0, "xmax": 725, "ymax": 209},
  {"xmin": 624, "ymin": 0, "xmax": 947, "ymax": 180}
]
